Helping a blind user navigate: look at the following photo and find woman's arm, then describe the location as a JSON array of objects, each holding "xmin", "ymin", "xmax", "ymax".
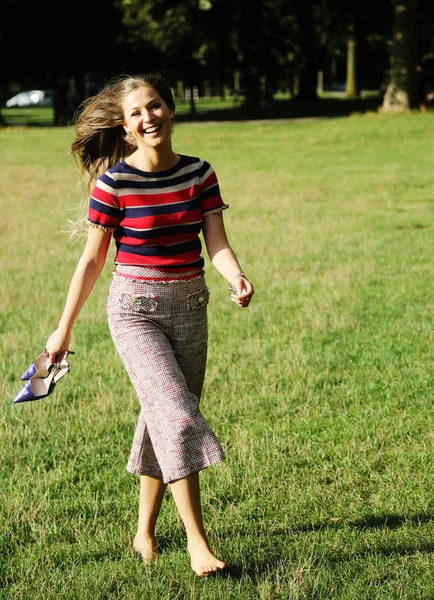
[
  {"xmin": 202, "ymin": 212, "xmax": 254, "ymax": 308},
  {"xmin": 45, "ymin": 226, "xmax": 112, "ymax": 363}
]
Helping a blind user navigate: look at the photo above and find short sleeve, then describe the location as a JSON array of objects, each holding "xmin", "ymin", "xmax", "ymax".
[
  {"xmin": 87, "ymin": 171, "xmax": 122, "ymax": 232},
  {"xmin": 199, "ymin": 162, "xmax": 229, "ymax": 217}
]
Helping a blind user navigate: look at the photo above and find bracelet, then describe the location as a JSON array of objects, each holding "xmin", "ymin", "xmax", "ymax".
[{"xmin": 233, "ymin": 272, "xmax": 245, "ymax": 279}]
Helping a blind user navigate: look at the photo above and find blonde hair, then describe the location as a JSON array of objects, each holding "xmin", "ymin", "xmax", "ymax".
[{"xmin": 68, "ymin": 73, "xmax": 175, "ymax": 238}]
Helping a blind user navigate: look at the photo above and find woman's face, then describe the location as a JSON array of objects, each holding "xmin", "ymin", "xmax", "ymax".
[{"xmin": 122, "ymin": 85, "xmax": 173, "ymax": 150}]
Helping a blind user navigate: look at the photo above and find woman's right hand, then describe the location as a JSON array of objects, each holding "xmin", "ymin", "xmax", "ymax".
[{"xmin": 44, "ymin": 328, "xmax": 71, "ymax": 365}]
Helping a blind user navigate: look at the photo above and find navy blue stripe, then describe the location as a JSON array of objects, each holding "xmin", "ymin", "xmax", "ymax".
[
  {"xmin": 124, "ymin": 198, "xmax": 200, "ymax": 218},
  {"xmin": 110, "ymin": 155, "xmax": 201, "ymax": 179},
  {"xmin": 118, "ymin": 222, "xmax": 201, "ymax": 240},
  {"xmin": 196, "ymin": 161, "xmax": 211, "ymax": 178},
  {"xmin": 89, "ymin": 197, "xmax": 122, "ymax": 217},
  {"xmin": 200, "ymin": 183, "xmax": 221, "ymax": 201},
  {"xmin": 99, "ymin": 173, "xmax": 117, "ymax": 190},
  {"xmin": 117, "ymin": 239, "xmax": 201, "ymax": 257}
]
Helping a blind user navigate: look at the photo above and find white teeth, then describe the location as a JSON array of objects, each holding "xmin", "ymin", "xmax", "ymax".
[{"xmin": 144, "ymin": 125, "xmax": 160, "ymax": 134}]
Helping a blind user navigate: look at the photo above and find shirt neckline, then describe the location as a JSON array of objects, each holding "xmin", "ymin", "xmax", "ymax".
[{"xmin": 120, "ymin": 154, "xmax": 186, "ymax": 178}]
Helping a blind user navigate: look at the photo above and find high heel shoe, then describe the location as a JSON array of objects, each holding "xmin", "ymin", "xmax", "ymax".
[
  {"xmin": 14, "ymin": 358, "xmax": 71, "ymax": 404},
  {"xmin": 20, "ymin": 349, "xmax": 74, "ymax": 380},
  {"xmin": 20, "ymin": 352, "xmax": 50, "ymax": 380}
]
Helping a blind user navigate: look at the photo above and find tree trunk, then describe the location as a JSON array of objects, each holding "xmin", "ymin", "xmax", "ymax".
[
  {"xmin": 189, "ymin": 93, "xmax": 197, "ymax": 115},
  {"xmin": 294, "ymin": 0, "xmax": 319, "ymax": 102},
  {"xmin": 345, "ymin": 24, "xmax": 357, "ymax": 99},
  {"xmin": 233, "ymin": 70, "xmax": 241, "ymax": 95},
  {"xmin": 382, "ymin": 0, "xmax": 418, "ymax": 112}
]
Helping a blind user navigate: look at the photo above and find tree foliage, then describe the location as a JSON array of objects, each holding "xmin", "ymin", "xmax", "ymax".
[
  {"xmin": 117, "ymin": 0, "xmax": 299, "ymax": 104},
  {"xmin": 2, "ymin": 0, "xmax": 434, "ymax": 114}
]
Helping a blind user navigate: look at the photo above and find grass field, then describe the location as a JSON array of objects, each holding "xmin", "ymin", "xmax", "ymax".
[
  {"xmin": 1, "ymin": 111, "xmax": 434, "ymax": 599},
  {"xmin": 0, "ymin": 90, "xmax": 383, "ymax": 127},
  {"xmin": 0, "ymin": 97, "xmax": 241, "ymax": 127}
]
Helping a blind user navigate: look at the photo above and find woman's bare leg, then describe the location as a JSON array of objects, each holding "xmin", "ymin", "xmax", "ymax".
[
  {"xmin": 133, "ymin": 475, "xmax": 167, "ymax": 562},
  {"xmin": 169, "ymin": 471, "xmax": 226, "ymax": 576}
]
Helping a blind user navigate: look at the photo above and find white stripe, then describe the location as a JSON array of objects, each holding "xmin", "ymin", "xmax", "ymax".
[
  {"xmin": 117, "ymin": 183, "xmax": 200, "ymax": 197},
  {"xmin": 97, "ymin": 179, "xmax": 117, "ymax": 195},
  {"xmin": 201, "ymin": 164, "xmax": 213, "ymax": 182}
]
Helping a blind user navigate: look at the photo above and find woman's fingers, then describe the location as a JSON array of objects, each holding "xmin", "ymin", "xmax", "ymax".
[
  {"xmin": 230, "ymin": 292, "xmax": 253, "ymax": 308},
  {"xmin": 45, "ymin": 330, "xmax": 70, "ymax": 365},
  {"xmin": 229, "ymin": 277, "xmax": 254, "ymax": 308},
  {"xmin": 45, "ymin": 347, "xmax": 66, "ymax": 365}
]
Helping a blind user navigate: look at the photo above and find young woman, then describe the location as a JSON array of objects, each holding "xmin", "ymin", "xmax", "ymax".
[{"xmin": 44, "ymin": 73, "xmax": 254, "ymax": 577}]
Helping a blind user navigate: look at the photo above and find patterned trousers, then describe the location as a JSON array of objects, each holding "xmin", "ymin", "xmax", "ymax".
[{"xmin": 106, "ymin": 265, "xmax": 226, "ymax": 483}]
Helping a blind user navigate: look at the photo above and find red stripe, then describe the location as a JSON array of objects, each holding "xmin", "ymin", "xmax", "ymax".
[
  {"xmin": 92, "ymin": 185, "xmax": 119, "ymax": 206},
  {"xmin": 202, "ymin": 171, "xmax": 218, "ymax": 190},
  {"xmin": 115, "ymin": 249, "xmax": 202, "ymax": 267},
  {"xmin": 120, "ymin": 185, "xmax": 200, "ymax": 207},
  {"xmin": 119, "ymin": 233, "xmax": 198, "ymax": 247},
  {"xmin": 201, "ymin": 197, "xmax": 224, "ymax": 212},
  {"xmin": 88, "ymin": 207, "xmax": 119, "ymax": 228}
]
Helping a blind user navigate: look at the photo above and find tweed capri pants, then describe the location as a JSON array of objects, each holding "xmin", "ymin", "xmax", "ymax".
[{"xmin": 106, "ymin": 265, "xmax": 226, "ymax": 483}]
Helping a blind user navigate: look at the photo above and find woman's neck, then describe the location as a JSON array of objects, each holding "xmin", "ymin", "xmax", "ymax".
[{"xmin": 127, "ymin": 148, "xmax": 180, "ymax": 173}]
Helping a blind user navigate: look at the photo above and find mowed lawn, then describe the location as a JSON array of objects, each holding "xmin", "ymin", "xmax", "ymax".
[{"xmin": 1, "ymin": 112, "xmax": 433, "ymax": 599}]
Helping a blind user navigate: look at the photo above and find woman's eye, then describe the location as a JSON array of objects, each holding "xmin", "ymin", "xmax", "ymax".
[{"xmin": 150, "ymin": 103, "xmax": 161, "ymax": 110}]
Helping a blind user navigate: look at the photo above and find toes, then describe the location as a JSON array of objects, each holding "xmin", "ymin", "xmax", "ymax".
[{"xmin": 196, "ymin": 562, "xmax": 226, "ymax": 576}]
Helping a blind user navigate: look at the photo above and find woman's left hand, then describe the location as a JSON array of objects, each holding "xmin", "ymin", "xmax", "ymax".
[{"xmin": 230, "ymin": 275, "xmax": 255, "ymax": 308}]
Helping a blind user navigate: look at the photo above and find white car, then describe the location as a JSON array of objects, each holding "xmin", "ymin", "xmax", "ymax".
[{"xmin": 5, "ymin": 90, "xmax": 53, "ymax": 107}]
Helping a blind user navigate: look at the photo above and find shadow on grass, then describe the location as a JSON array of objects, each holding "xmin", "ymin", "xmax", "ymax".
[
  {"xmin": 176, "ymin": 94, "xmax": 385, "ymax": 123},
  {"xmin": 293, "ymin": 512, "xmax": 434, "ymax": 533},
  {"xmin": 221, "ymin": 512, "xmax": 434, "ymax": 580},
  {"xmin": 1, "ymin": 95, "xmax": 387, "ymax": 128},
  {"xmin": 224, "ymin": 541, "xmax": 434, "ymax": 581}
]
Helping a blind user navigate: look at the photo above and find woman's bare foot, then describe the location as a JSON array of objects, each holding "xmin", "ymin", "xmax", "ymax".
[
  {"xmin": 188, "ymin": 541, "xmax": 227, "ymax": 577},
  {"xmin": 133, "ymin": 535, "xmax": 160, "ymax": 564}
]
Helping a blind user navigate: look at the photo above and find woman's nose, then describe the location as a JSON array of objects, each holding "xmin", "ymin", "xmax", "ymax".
[{"xmin": 142, "ymin": 110, "xmax": 152, "ymax": 122}]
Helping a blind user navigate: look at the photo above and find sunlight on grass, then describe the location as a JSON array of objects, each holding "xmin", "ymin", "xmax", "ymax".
[{"xmin": 1, "ymin": 113, "xmax": 434, "ymax": 599}]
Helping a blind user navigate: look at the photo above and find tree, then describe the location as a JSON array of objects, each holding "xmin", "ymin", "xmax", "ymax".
[
  {"xmin": 117, "ymin": 0, "xmax": 298, "ymax": 110},
  {"xmin": 117, "ymin": 0, "xmax": 209, "ymax": 113},
  {"xmin": 292, "ymin": 0, "xmax": 320, "ymax": 101},
  {"xmin": 316, "ymin": 0, "xmax": 393, "ymax": 94},
  {"xmin": 0, "ymin": 0, "xmax": 125, "ymax": 124},
  {"xmin": 382, "ymin": 0, "xmax": 419, "ymax": 112}
]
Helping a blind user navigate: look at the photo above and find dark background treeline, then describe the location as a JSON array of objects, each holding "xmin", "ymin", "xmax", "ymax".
[{"xmin": 1, "ymin": 0, "xmax": 433, "ymax": 119}]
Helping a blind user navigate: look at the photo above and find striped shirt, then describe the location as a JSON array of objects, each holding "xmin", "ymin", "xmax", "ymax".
[{"xmin": 88, "ymin": 154, "xmax": 229, "ymax": 269}]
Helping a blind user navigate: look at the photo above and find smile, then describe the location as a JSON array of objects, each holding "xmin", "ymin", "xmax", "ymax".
[{"xmin": 143, "ymin": 125, "xmax": 161, "ymax": 135}]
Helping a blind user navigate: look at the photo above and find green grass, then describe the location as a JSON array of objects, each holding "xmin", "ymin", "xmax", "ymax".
[
  {"xmin": 1, "ymin": 106, "xmax": 54, "ymax": 126},
  {"xmin": 0, "ymin": 90, "xmax": 385, "ymax": 127},
  {"xmin": 1, "ymin": 112, "xmax": 434, "ymax": 599}
]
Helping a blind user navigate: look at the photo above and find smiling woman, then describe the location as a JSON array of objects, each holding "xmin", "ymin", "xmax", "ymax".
[
  {"xmin": 41, "ymin": 73, "xmax": 254, "ymax": 578},
  {"xmin": 122, "ymin": 86, "xmax": 175, "ymax": 161}
]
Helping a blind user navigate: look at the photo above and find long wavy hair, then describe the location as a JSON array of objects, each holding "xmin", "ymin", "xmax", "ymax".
[
  {"xmin": 68, "ymin": 73, "xmax": 176, "ymax": 237},
  {"xmin": 72, "ymin": 72, "xmax": 176, "ymax": 184}
]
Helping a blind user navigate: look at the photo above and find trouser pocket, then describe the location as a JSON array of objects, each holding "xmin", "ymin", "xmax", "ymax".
[{"xmin": 186, "ymin": 288, "xmax": 210, "ymax": 311}]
